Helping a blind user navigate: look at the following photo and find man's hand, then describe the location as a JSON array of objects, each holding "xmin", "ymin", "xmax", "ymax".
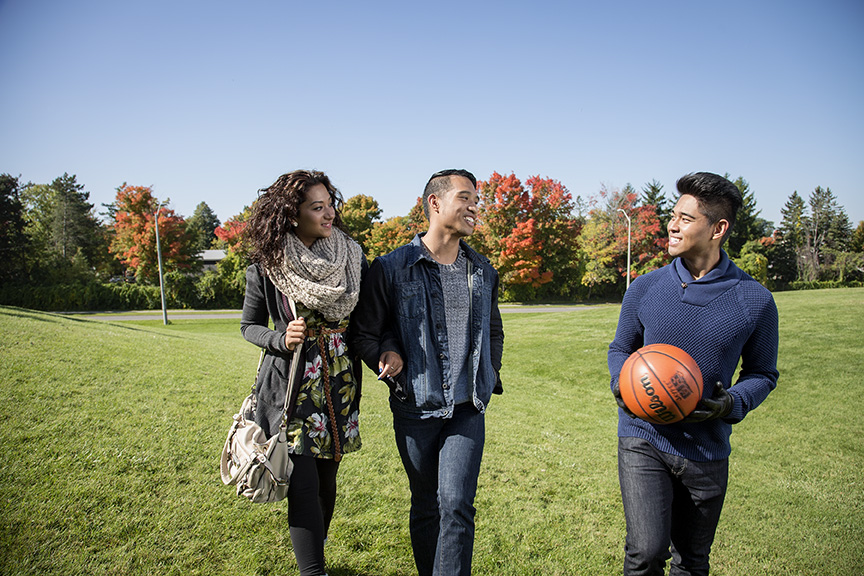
[
  {"xmin": 612, "ymin": 381, "xmax": 636, "ymax": 418},
  {"xmin": 378, "ymin": 351, "xmax": 406, "ymax": 401},
  {"xmin": 681, "ymin": 383, "xmax": 734, "ymax": 423},
  {"xmin": 378, "ymin": 351, "xmax": 403, "ymax": 379},
  {"xmin": 284, "ymin": 317, "xmax": 306, "ymax": 351}
]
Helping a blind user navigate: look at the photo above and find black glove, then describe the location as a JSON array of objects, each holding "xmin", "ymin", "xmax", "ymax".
[
  {"xmin": 612, "ymin": 381, "xmax": 636, "ymax": 418},
  {"xmin": 682, "ymin": 383, "xmax": 734, "ymax": 423}
]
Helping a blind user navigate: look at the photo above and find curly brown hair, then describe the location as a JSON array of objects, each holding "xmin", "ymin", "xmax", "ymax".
[{"xmin": 244, "ymin": 170, "xmax": 345, "ymax": 269}]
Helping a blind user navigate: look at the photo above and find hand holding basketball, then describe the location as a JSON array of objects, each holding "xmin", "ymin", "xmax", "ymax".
[
  {"xmin": 611, "ymin": 381, "xmax": 636, "ymax": 419},
  {"xmin": 681, "ymin": 383, "xmax": 734, "ymax": 423}
]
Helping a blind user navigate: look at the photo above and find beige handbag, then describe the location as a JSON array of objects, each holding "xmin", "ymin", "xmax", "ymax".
[{"xmin": 220, "ymin": 297, "xmax": 303, "ymax": 503}]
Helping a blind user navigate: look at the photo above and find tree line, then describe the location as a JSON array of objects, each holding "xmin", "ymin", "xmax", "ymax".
[{"xmin": 1, "ymin": 171, "xmax": 862, "ymax": 311}]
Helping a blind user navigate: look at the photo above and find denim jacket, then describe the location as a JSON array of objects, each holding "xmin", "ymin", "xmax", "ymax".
[{"xmin": 354, "ymin": 234, "xmax": 504, "ymax": 418}]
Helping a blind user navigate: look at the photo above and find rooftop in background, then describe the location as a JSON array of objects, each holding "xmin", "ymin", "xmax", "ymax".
[{"xmin": 199, "ymin": 250, "xmax": 226, "ymax": 272}]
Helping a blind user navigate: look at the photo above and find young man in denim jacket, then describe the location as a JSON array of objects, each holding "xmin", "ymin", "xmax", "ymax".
[{"xmin": 354, "ymin": 169, "xmax": 504, "ymax": 576}]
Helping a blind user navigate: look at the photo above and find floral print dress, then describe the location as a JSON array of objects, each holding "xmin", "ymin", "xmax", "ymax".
[{"xmin": 285, "ymin": 303, "xmax": 361, "ymax": 459}]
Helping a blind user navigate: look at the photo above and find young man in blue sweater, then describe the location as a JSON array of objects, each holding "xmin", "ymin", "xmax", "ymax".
[{"xmin": 608, "ymin": 172, "xmax": 779, "ymax": 576}]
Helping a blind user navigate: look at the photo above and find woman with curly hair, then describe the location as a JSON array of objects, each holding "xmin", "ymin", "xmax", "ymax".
[{"xmin": 240, "ymin": 169, "xmax": 365, "ymax": 576}]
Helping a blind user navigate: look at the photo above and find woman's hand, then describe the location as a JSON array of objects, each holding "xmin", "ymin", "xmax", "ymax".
[{"xmin": 284, "ymin": 317, "xmax": 306, "ymax": 351}]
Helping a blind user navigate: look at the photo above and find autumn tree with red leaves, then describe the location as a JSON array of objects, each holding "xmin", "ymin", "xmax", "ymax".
[
  {"xmin": 107, "ymin": 184, "xmax": 196, "ymax": 283},
  {"xmin": 214, "ymin": 204, "xmax": 252, "ymax": 254},
  {"xmin": 474, "ymin": 172, "xmax": 580, "ymax": 300},
  {"xmin": 579, "ymin": 183, "xmax": 667, "ymax": 296},
  {"xmin": 214, "ymin": 218, "xmax": 246, "ymax": 247},
  {"xmin": 497, "ymin": 218, "xmax": 553, "ymax": 287}
]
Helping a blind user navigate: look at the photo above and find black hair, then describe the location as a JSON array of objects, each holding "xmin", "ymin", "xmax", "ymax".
[
  {"xmin": 675, "ymin": 172, "xmax": 742, "ymax": 242},
  {"xmin": 422, "ymin": 169, "xmax": 477, "ymax": 219}
]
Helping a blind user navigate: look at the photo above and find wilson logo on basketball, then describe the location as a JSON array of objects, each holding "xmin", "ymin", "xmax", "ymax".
[{"xmin": 639, "ymin": 375, "xmax": 676, "ymax": 423}]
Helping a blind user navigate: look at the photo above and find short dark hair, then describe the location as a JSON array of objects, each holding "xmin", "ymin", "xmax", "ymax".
[
  {"xmin": 675, "ymin": 172, "xmax": 742, "ymax": 242},
  {"xmin": 422, "ymin": 169, "xmax": 477, "ymax": 219}
]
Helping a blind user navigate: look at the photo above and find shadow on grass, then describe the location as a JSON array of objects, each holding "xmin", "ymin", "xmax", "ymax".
[
  {"xmin": 1, "ymin": 306, "xmax": 70, "ymax": 324},
  {"xmin": 102, "ymin": 321, "xmax": 185, "ymax": 336},
  {"xmin": 0, "ymin": 305, "xmax": 184, "ymax": 336}
]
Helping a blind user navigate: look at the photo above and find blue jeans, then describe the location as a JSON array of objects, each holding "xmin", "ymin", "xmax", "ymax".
[
  {"xmin": 393, "ymin": 404, "xmax": 486, "ymax": 576},
  {"xmin": 618, "ymin": 436, "xmax": 728, "ymax": 576}
]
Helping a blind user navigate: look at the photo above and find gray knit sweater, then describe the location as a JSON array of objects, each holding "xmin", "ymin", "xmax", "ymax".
[{"xmin": 439, "ymin": 249, "xmax": 472, "ymax": 404}]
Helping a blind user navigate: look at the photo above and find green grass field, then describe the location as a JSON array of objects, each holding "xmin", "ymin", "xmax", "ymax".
[{"xmin": 1, "ymin": 288, "xmax": 862, "ymax": 575}]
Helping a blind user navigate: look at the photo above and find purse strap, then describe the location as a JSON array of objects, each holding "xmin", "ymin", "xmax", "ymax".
[{"xmin": 279, "ymin": 294, "xmax": 303, "ymax": 430}]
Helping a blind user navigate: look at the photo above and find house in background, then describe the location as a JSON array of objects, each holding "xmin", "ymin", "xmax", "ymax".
[{"xmin": 198, "ymin": 249, "xmax": 226, "ymax": 272}]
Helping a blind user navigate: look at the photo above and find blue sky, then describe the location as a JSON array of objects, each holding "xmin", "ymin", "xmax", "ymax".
[{"xmin": 1, "ymin": 0, "xmax": 862, "ymax": 229}]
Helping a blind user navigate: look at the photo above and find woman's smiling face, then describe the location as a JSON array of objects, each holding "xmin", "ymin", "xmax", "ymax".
[{"xmin": 294, "ymin": 183, "xmax": 335, "ymax": 247}]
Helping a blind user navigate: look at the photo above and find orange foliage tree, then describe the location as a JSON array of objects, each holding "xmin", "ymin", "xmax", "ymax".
[
  {"xmin": 108, "ymin": 184, "xmax": 196, "ymax": 283},
  {"xmin": 207, "ymin": 204, "xmax": 254, "ymax": 299},
  {"xmin": 497, "ymin": 218, "xmax": 553, "ymax": 287},
  {"xmin": 579, "ymin": 184, "xmax": 668, "ymax": 295},
  {"xmin": 474, "ymin": 172, "xmax": 580, "ymax": 300},
  {"xmin": 214, "ymin": 204, "xmax": 252, "ymax": 255},
  {"xmin": 365, "ymin": 197, "xmax": 426, "ymax": 259}
]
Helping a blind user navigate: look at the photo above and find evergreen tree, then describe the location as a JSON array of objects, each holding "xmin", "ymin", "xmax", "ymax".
[
  {"xmin": 0, "ymin": 174, "xmax": 29, "ymax": 284},
  {"xmin": 20, "ymin": 173, "xmax": 110, "ymax": 282},
  {"xmin": 801, "ymin": 186, "xmax": 853, "ymax": 281},
  {"xmin": 49, "ymin": 173, "xmax": 105, "ymax": 266},
  {"xmin": 186, "ymin": 202, "xmax": 221, "ymax": 252},
  {"xmin": 640, "ymin": 179, "xmax": 669, "ymax": 228},
  {"xmin": 774, "ymin": 191, "xmax": 807, "ymax": 283},
  {"xmin": 726, "ymin": 176, "xmax": 767, "ymax": 257}
]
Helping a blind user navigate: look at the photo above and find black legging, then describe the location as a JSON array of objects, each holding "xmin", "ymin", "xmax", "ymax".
[{"xmin": 288, "ymin": 454, "xmax": 340, "ymax": 576}]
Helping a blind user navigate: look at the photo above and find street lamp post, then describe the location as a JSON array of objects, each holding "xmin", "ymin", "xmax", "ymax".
[
  {"xmin": 617, "ymin": 208, "xmax": 632, "ymax": 290},
  {"xmin": 154, "ymin": 204, "xmax": 168, "ymax": 325}
]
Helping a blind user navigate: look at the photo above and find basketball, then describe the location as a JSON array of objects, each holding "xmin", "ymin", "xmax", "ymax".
[{"xmin": 618, "ymin": 343, "xmax": 704, "ymax": 424}]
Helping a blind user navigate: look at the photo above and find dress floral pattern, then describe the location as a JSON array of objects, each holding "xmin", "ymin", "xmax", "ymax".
[{"xmin": 286, "ymin": 303, "xmax": 361, "ymax": 458}]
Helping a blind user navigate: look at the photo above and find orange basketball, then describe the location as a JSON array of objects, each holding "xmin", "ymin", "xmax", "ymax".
[{"xmin": 618, "ymin": 343, "xmax": 704, "ymax": 425}]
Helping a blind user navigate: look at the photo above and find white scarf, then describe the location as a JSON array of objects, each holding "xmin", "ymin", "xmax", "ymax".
[{"xmin": 265, "ymin": 228, "xmax": 363, "ymax": 322}]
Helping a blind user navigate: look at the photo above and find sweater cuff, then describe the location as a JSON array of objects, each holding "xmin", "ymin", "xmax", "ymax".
[{"xmin": 724, "ymin": 393, "xmax": 745, "ymax": 424}]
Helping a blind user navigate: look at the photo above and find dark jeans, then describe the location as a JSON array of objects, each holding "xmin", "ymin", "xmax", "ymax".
[
  {"xmin": 618, "ymin": 436, "xmax": 728, "ymax": 576},
  {"xmin": 288, "ymin": 454, "xmax": 340, "ymax": 576},
  {"xmin": 393, "ymin": 404, "xmax": 486, "ymax": 576}
]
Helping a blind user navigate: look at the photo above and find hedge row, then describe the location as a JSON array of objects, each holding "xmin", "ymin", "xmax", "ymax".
[
  {"xmin": 3, "ymin": 277, "xmax": 862, "ymax": 312},
  {"xmin": 786, "ymin": 280, "xmax": 864, "ymax": 291},
  {"xmin": 0, "ymin": 272, "xmax": 244, "ymax": 312}
]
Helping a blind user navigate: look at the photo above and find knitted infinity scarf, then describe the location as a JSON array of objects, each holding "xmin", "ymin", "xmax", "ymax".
[{"xmin": 265, "ymin": 228, "xmax": 363, "ymax": 322}]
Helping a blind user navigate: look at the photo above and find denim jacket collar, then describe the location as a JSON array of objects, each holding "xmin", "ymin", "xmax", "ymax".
[{"xmin": 408, "ymin": 233, "xmax": 487, "ymax": 269}]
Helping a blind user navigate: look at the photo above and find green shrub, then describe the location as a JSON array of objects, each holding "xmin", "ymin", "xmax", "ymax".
[{"xmin": 787, "ymin": 280, "xmax": 864, "ymax": 290}]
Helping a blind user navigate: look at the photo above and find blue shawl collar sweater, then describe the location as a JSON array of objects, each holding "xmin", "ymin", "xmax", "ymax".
[{"xmin": 608, "ymin": 251, "xmax": 779, "ymax": 462}]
